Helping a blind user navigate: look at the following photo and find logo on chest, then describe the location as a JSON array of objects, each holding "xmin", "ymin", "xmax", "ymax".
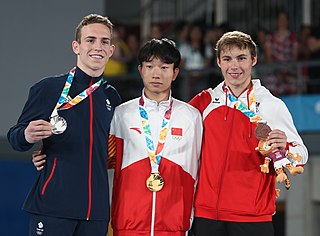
[
  {"xmin": 171, "ymin": 127, "xmax": 183, "ymax": 141},
  {"xmin": 106, "ymin": 99, "xmax": 112, "ymax": 111}
]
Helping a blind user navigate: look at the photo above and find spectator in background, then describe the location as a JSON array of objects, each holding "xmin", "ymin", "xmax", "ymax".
[
  {"xmin": 307, "ymin": 23, "xmax": 320, "ymax": 94},
  {"xmin": 104, "ymin": 26, "xmax": 130, "ymax": 76},
  {"xmin": 124, "ymin": 33, "xmax": 144, "ymax": 101},
  {"xmin": 297, "ymin": 24, "xmax": 312, "ymax": 90},
  {"xmin": 179, "ymin": 24, "xmax": 205, "ymax": 71},
  {"xmin": 149, "ymin": 23, "xmax": 163, "ymax": 40},
  {"xmin": 126, "ymin": 33, "xmax": 141, "ymax": 75},
  {"xmin": 179, "ymin": 24, "xmax": 206, "ymax": 97},
  {"xmin": 203, "ymin": 25, "xmax": 225, "ymax": 89},
  {"xmin": 265, "ymin": 10, "xmax": 299, "ymax": 96},
  {"xmin": 298, "ymin": 24, "xmax": 311, "ymax": 62},
  {"xmin": 171, "ymin": 21, "xmax": 191, "ymax": 100},
  {"xmin": 253, "ymin": 28, "xmax": 268, "ymax": 63},
  {"xmin": 204, "ymin": 26, "xmax": 224, "ymax": 67},
  {"xmin": 174, "ymin": 21, "xmax": 190, "ymax": 49}
]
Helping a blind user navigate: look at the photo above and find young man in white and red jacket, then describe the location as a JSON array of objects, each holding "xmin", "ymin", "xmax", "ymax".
[
  {"xmin": 189, "ymin": 31, "xmax": 308, "ymax": 236},
  {"xmin": 109, "ymin": 38, "xmax": 203, "ymax": 236}
]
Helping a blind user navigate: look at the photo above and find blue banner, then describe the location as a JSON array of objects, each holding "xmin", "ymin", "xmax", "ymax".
[{"xmin": 281, "ymin": 95, "xmax": 320, "ymax": 132}]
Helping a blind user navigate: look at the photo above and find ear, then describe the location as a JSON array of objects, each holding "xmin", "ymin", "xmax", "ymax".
[
  {"xmin": 138, "ymin": 65, "xmax": 142, "ymax": 74},
  {"xmin": 252, "ymin": 56, "xmax": 257, "ymax": 66},
  {"xmin": 109, "ymin": 44, "xmax": 115, "ymax": 58},
  {"xmin": 72, "ymin": 40, "xmax": 80, "ymax": 55},
  {"xmin": 216, "ymin": 57, "xmax": 221, "ymax": 68},
  {"xmin": 172, "ymin": 68, "xmax": 180, "ymax": 81}
]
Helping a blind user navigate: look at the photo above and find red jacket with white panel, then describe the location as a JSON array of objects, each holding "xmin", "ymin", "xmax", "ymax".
[{"xmin": 110, "ymin": 95, "xmax": 203, "ymax": 236}]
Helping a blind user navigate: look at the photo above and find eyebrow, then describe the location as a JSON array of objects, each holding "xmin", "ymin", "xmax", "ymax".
[
  {"xmin": 221, "ymin": 53, "xmax": 248, "ymax": 58},
  {"xmin": 236, "ymin": 54, "xmax": 248, "ymax": 57},
  {"xmin": 84, "ymin": 36, "xmax": 111, "ymax": 41}
]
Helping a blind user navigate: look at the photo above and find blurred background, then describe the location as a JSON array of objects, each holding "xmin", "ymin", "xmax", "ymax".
[{"xmin": 1, "ymin": 0, "xmax": 320, "ymax": 235}]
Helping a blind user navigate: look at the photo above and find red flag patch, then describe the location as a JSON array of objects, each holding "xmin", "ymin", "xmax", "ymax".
[{"xmin": 171, "ymin": 127, "xmax": 182, "ymax": 136}]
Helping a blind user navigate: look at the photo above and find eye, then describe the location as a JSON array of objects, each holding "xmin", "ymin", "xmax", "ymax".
[
  {"xmin": 102, "ymin": 40, "xmax": 110, "ymax": 45},
  {"xmin": 87, "ymin": 39, "xmax": 94, "ymax": 43}
]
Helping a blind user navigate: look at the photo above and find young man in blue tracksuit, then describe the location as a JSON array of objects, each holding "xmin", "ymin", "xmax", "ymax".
[{"xmin": 7, "ymin": 14, "xmax": 121, "ymax": 236}]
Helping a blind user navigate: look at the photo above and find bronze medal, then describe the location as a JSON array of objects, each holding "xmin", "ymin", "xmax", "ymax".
[
  {"xmin": 146, "ymin": 173, "xmax": 164, "ymax": 192},
  {"xmin": 254, "ymin": 122, "xmax": 272, "ymax": 140},
  {"xmin": 50, "ymin": 115, "xmax": 67, "ymax": 134}
]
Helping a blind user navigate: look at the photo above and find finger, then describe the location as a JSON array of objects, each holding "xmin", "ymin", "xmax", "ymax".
[
  {"xmin": 32, "ymin": 150, "xmax": 42, "ymax": 157},
  {"xmin": 268, "ymin": 139, "xmax": 287, "ymax": 149},
  {"xmin": 36, "ymin": 166, "xmax": 44, "ymax": 171},
  {"xmin": 33, "ymin": 155, "xmax": 46, "ymax": 162},
  {"xmin": 268, "ymin": 130, "xmax": 287, "ymax": 139},
  {"xmin": 30, "ymin": 119, "xmax": 51, "ymax": 126},
  {"xmin": 34, "ymin": 159, "xmax": 46, "ymax": 168}
]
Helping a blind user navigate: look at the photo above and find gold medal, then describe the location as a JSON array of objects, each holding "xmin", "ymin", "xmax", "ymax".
[{"xmin": 146, "ymin": 173, "xmax": 164, "ymax": 192}]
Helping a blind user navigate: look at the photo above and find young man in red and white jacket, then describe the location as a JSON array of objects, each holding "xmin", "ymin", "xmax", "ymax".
[
  {"xmin": 110, "ymin": 38, "xmax": 203, "ymax": 236},
  {"xmin": 189, "ymin": 31, "xmax": 308, "ymax": 236}
]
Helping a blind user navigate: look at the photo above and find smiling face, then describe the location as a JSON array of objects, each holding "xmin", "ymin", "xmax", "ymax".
[
  {"xmin": 138, "ymin": 57, "xmax": 179, "ymax": 103},
  {"xmin": 217, "ymin": 46, "xmax": 257, "ymax": 96},
  {"xmin": 72, "ymin": 23, "xmax": 115, "ymax": 77}
]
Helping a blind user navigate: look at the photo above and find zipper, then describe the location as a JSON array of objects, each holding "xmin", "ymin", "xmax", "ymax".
[
  {"xmin": 41, "ymin": 157, "xmax": 57, "ymax": 195},
  {"xmin": 150, "ymin": 192, "xmax": 156, "ymax": 236},
  {"xmin": 86, "ymin": 79, "xmax": 94, "ymax": 220}
]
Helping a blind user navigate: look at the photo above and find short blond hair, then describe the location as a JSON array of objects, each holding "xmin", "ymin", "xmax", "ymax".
[{"xmin": 215, "ymin": 31, "xmax": 257, "ymax": 59}]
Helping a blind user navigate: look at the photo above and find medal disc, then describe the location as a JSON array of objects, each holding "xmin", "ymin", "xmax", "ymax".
[
  {"xmin": 50, "ymin": 115, "xmax": 67, "ymax": 134},
  {"xmin": 146, "ymin": 173, "xmax": 164, "ymax": 192},
  {"xmin": 254, "ymin": 122, "xmax": 271, "ymax": 140}
]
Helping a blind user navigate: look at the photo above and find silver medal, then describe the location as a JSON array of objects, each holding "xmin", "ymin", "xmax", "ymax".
[{"xmin": 50, "ymin": 115, "xmax": 67, "ymax": 134}]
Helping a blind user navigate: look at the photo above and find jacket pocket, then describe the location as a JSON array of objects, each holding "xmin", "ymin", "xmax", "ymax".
[{"xmin": 41, "ymin": 157, "xmax": 57, "ymax": 195}]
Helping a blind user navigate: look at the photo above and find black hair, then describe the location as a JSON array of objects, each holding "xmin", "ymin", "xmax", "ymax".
[{"xmin": 138, "ymin": 38, "xmax": 181, "ymax": 69}]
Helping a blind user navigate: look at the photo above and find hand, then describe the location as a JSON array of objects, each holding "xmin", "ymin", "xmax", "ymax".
[
  {"xmin": 267, "ymin": 129, "xmax": 287, "ymax": 149},
  {"xmin": 24, "ymin": 120, "xmax": 53, "ymax": 144},
  {"xmin": 32, "ymin": 150, "xmax": 46, "ymax": 171}
]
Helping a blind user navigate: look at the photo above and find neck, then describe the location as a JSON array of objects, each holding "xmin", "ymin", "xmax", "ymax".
[
  {"xmin": 227, "ymin": 81, "xmax": 252, "ymax": 97},
  {"xmin": 144, "ymin": 90, "xmax": 170, "ymax": 104},
  {"xmin": 77, "ymin": 65, "xmax": 103, "ymax": 78}
]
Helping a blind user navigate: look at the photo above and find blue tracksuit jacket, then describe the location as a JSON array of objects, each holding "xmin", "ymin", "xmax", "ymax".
[{"xmin": 7, "ymin": 67, "xmax": 121, "ymax": 221}]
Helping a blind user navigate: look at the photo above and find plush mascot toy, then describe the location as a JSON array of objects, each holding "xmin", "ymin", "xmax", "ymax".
[{"xmin": 254, "ymin": 122, "xmax": 304, "ymax": 189}]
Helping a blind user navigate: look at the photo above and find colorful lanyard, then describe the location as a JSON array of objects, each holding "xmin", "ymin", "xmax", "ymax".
[
  {"xmin": 52, "ymin": 67, "xmax": 103, "ymax": 113},
  {"xmin": 139, "ymin": 96, "xmax": 173, "ymax": 172},
  {"xmin": 226, "ymin": 86, "xmax": 263, "ymax": 123}
]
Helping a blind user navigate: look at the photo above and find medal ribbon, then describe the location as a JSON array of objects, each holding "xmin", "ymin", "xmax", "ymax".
[
  {"xmin": 226, "ymin": 86, "xmax": 263, "ymax": 123},
  {"xmin": 139, "ymin": 96, "xmax": 173, "ymax": 172},
  {"xmin": 56, "ymin": 67, "xmax": 103, "ymax": 111}
]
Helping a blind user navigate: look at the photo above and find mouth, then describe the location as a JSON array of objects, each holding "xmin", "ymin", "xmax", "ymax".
[
  {"xmin": 90, "ymin": 54, "xmax": 104, "ymax": 59},
  {"xmin": 150, "ymin": 82, "xmax": 162, "ymax": 87},
  {"xmin": 229, "ymin": 72, "xmax": 242, "ymax": 78}
]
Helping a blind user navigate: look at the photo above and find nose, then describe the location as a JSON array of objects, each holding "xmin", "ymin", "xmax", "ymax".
[
  {"xmin": 151, "ymin": 67, "xmax": 161, "ymax": 77},
  {"xmin": 94, "ymin": 42, "xmax": 103, "ymax": 51},
  {"xmin": 95, "ymin": 46, "xmax": 102, "ymax": 51},
  {"xmin": 230, "ymin": 59, "xmax": 240, "ymax": 69}
]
